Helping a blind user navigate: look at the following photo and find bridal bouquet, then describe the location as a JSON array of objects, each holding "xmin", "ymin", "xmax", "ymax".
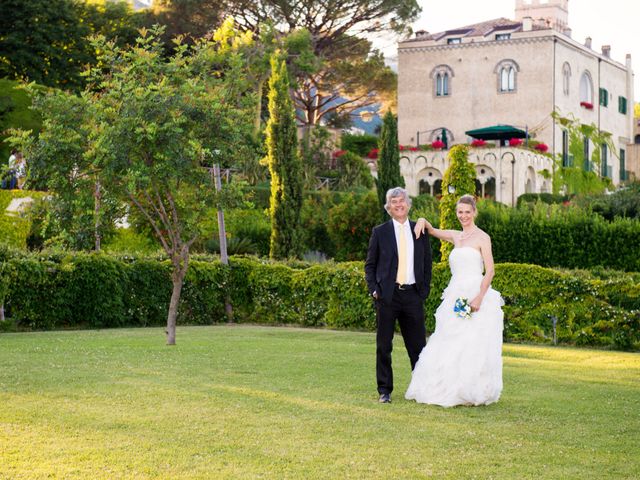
[{"xmin": 454, "ymin": 297, "xmax": 472, "ymax": 319}]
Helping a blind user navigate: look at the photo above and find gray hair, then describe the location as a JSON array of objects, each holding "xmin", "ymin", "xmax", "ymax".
[{"xmin": 384, "ymin": 187, "xmax": 412, "ymax": 213}]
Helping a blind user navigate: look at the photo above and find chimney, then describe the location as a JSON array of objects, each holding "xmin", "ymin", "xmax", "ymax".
[
  {"xmin": 602, "ymin": 45, "xmax": 611, "ymax": 57},
  {"xmin": 585, "ymin": 37, "xmax": 592, "ymax": 49},
  {"xmin": 522, "ymin": 16, "xmax": 533, "ymax": 32},
  {"xmin": 563, "ymin": 27, "xmax": 572, "ymax": 38},
  {"xmin": 415, "ymin": 30, "xmax": 429, "ymax": 39}
]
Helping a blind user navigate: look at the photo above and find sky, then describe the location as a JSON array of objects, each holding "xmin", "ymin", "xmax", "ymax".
[{"xmin": 377, "ymin": 0, "xmax": 640, "ymax": 97}]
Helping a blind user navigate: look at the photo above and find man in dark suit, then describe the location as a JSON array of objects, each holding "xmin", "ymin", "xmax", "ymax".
[{"xmin": 364, "ymin": 187, "xmax": 432, "ymax": 403}]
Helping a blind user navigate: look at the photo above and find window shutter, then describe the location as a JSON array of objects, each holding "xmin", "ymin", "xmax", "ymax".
[{"xmin": 619, "ymin": 96, "xmax": 627, "ymax": 114}]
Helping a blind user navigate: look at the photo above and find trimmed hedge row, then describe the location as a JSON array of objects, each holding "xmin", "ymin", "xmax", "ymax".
[
  {"xmin": 0, "ymin": 190, "xmax": 44, "ymax": 249},
  {"xmin": 476, "ymin": 201, "xmax": 640, "ymax": 272},
  {"xmin": 1, "ymin": 250, "xmax": 638, "ymax": 350}
]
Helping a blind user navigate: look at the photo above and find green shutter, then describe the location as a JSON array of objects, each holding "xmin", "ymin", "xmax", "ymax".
[
  {"xmin": 599, "ymin": 88, "xmax": 608, "ymax": 106},
  {"xmin": 618, "ymin": 96, "xmax": 627, "ymax": 114}
]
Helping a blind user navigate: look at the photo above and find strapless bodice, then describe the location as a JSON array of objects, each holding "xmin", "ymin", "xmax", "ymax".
[{"xmin": 449, "ymin": 247, "xmax": 484, "ymax": 278}]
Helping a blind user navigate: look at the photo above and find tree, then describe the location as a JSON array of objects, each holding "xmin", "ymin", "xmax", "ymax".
[
  {"xmin": 376, "ymin": 111, "xmax": 404, "ymax": 221},
  {"xmin": 265, "ymin": 55, "xmax": 304, "ymax": 259},
  {"xmin": 334, "ymin": 151, "xmax": 373, "ymax": 191},
  {"xmin": 439, "ymin": 145, "xmax": 476, "ymax": 260},
  {"xmin": 0, "ymin": 0, "xmax": 91, "ymax": 89},
  {"xmin": 13, "ymin": 26, "xmax": 255, "ymax": 344},
  {"xmin": 225, "ymin": 0, "xmax": 420, "ymax": 127},
  {"xmin": 0, "ymin": 0, "xmax": 143, "ymax": 91},
  {"xmin": 287, "ymin": 32, "xmax": 397, "ymax": 126},
  {"xmin": 9, "ymin": 87, "xmax": 122, "ymax": 251},
  {"xmin": 143, "ymin": 0, "xmax": 224, "ymax": 43}
]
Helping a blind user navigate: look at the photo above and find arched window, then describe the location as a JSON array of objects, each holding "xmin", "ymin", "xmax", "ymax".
[
  {"xmin": 431, "ymin": 65, "xmax": 454, "ymax": 97},
  {"xmin": 494, "ymin": 59, "xmax": 519, "ymax": 93},
  {"xmin": 435, "ymin": 73, "xmax": 449, "ymax": 96},
  {"xmin": 562, "ymin": 62, "xmax": 571, "ymax": 95},
  {"xmin": 580, "ymin": 71, "xmax": 593, "ymax": 103}
]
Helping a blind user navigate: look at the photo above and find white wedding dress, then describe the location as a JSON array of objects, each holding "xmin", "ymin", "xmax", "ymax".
[{"xmin": 405, "ymin": 247, "xmax": 504, "ymax": 407}]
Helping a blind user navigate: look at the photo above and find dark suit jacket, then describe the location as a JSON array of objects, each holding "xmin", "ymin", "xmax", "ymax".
[{"xmin": 364, "ymin": 219, "xmax": 432, "ymax": 306}]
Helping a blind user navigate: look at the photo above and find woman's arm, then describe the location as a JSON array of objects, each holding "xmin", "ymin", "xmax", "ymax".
[
  {"xmin": 414, "ymin": 217, "xmax": 457, "ymax": 244},
  {"xmin": 469, "ymin": 234, "xmax": 495, "ymax": 312}
]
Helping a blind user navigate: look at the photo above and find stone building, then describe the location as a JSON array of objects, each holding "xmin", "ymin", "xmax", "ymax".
[
  {"xmin": 396, "ymin": 0, "xmax": 634, "ymax": 200},
  {"xmin": 626, "ymin": 115, "xmax": 640, "ymax": 182}
]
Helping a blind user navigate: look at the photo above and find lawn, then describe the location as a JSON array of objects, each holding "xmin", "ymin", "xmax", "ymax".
[{"xmin": 0, "ymin": 325, "xmax": 638, "ymax": 479}]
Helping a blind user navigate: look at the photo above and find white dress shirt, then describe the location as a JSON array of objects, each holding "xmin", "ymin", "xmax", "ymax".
[{"xmin": 392, "ymin": 218, "xmax": 416, "ymax": 285}]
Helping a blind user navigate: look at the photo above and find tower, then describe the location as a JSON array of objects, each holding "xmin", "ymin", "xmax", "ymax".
[{"xmin": 515, "ymin": 0, "xmax": 569, "ymax": 31}]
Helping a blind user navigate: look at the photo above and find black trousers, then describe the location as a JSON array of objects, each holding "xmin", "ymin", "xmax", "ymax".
[{"xmin": 375, "ymin": 285, "xmax": 427, "ymax": 395}]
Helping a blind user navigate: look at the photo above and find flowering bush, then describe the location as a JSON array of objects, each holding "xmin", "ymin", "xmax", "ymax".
[
  {"xmin": 366, "ymin": 148, "xmax": 378, "ymax": 159},
  {"xmin": 580, "ymin": 101, "xmax": 594, "ymax": 110},
  {"xmin": 508, "ymin": 138, "xmax": 523, "ymax": 147},
  {"xmin": 534, "ymin": 143, "xmax": 549, "ymax": 152},
  {"xmin": 471, "ymin": 139, "xmax": 487, "ymax": 147},
  {"xmin": 431, "ymin": 140, "xmax": 445, "ymax": 149},
  {"xmin": 332, "ymin": 149, "xmax": 346, "ymax": 158}
]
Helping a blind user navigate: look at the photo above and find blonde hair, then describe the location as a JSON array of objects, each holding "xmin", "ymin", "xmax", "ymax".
[{"xmin": 456, "ymin": 194, "xmax": 477, "ymax": 211}]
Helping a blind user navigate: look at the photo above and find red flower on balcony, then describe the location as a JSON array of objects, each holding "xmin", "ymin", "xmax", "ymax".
[
  {"xmin": 508, "ymin": 138, "xmax": 523, "ymax": 147},
  {"xmin": 580, "ymin": 101, "xmax": 594, "ymax": 110},
  {"xmin": 534, "ymin": 143, "xmax": 548, "ymax": 152},
  {"xmin": 431, "ymin": 140, "xmax": 445, "ymax": 149},
  {"xmin": 332, "ymin": 149, "xmax": 346, "ymax": 158},
  {"xmin": 367, "ymin": 148, "xmax": 379, "ymax": 159},
  {"xmin": 409, "ymin": 147, "xmax": 419, "ymax": 151},
  {"xmin": 471, "ymin": 139, "xmax": 487, "ymax": 147},
  {"xmin": 399, "ymin": 145, "xmax": 405, "ymax": 151}
]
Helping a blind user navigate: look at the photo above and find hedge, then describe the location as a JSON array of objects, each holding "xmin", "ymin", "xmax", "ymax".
[
  {"xmin": 0, "ymin": 190, "xmax": 47, "ymax": 249},
  {"xmin": 1, "ymin": 250, "xmax": 638, "ymax": 350},
  {"xmin": 476, "ymin": 201, "xmax": 640, "ymax": 271}
]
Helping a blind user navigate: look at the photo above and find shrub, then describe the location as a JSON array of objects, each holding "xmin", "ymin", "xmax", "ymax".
[
  {"xmin": 573, "ymin": 182, "xmax": 640, "ymax": 220},
  {"xmin": 476, "ymin": 200, "xmax": 640, "ymax": 271},
  {"xmin": 327, "ymin": 191, "xmax": 379, "ymax": 261},
  {"xmin": 300, "ymin": 192, "xmax": 340, "ymax": 258},
  {"xmin": 2, "ymin": 251, "xmax": 638, "ymax": 351},
  {"xmin": 340, "ymin": 133, "xmax": 378, "ymax": 157},
  {"xmin": 0, "ymin": 190, "xmax": 47, "ymax": 249},
  {"xmin": 334, "ymin": 151, "xmax": 373, "ymax": 190},
  {"xmin": 517, "ymin": 193, "xmax": 569, "ymax": 207},
  {"xmin": 103, "ymin": 228, "xmax": 159, "ymax": 254}
]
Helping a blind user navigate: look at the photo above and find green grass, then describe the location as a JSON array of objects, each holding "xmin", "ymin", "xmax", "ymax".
[{"xmin": 0, "ymin": 326, "xmax": 638, "ymax": 479}]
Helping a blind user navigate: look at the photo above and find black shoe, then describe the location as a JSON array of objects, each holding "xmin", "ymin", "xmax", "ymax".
[{"xmin": 378, "ymin": 393, "xmax": 391, "ymax": 403}]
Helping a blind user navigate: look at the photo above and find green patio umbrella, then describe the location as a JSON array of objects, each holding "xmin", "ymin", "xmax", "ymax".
[
  {"xmin": 441, "ymin": 129, "xmax": 448, "ymax": 148},
  {"xmin": 465, "ymin": 125, "xmax": 527, "ymax": 140}
]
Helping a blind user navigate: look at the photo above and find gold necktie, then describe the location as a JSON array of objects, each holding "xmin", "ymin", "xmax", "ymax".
[{"xmin": 396, "ymin": 224, "xmax": 407, "ymax": 285}]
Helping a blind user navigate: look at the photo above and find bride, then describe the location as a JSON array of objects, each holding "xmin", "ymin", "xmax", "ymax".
[{"xmin": 405, "ymin": 194, "xmax": 504, "ymax": 407}]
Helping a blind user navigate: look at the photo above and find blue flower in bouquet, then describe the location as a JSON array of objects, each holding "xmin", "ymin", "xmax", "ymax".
[{"xmin": 454, "ymin": 297, "xmax": 472, "ymax": 319}]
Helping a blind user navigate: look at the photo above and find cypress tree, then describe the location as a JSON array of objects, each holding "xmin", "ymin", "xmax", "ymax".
[
  {"xmin": 376, "ymin": 111, "xmax": 405, "ymax": 221},
  {"xmin": 265, "ymin": 55, "xmax": 304, "ymax": 259},
  {"xmin": 440, "ymin": 145, "xmax": 476, "ymax": 260}
]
